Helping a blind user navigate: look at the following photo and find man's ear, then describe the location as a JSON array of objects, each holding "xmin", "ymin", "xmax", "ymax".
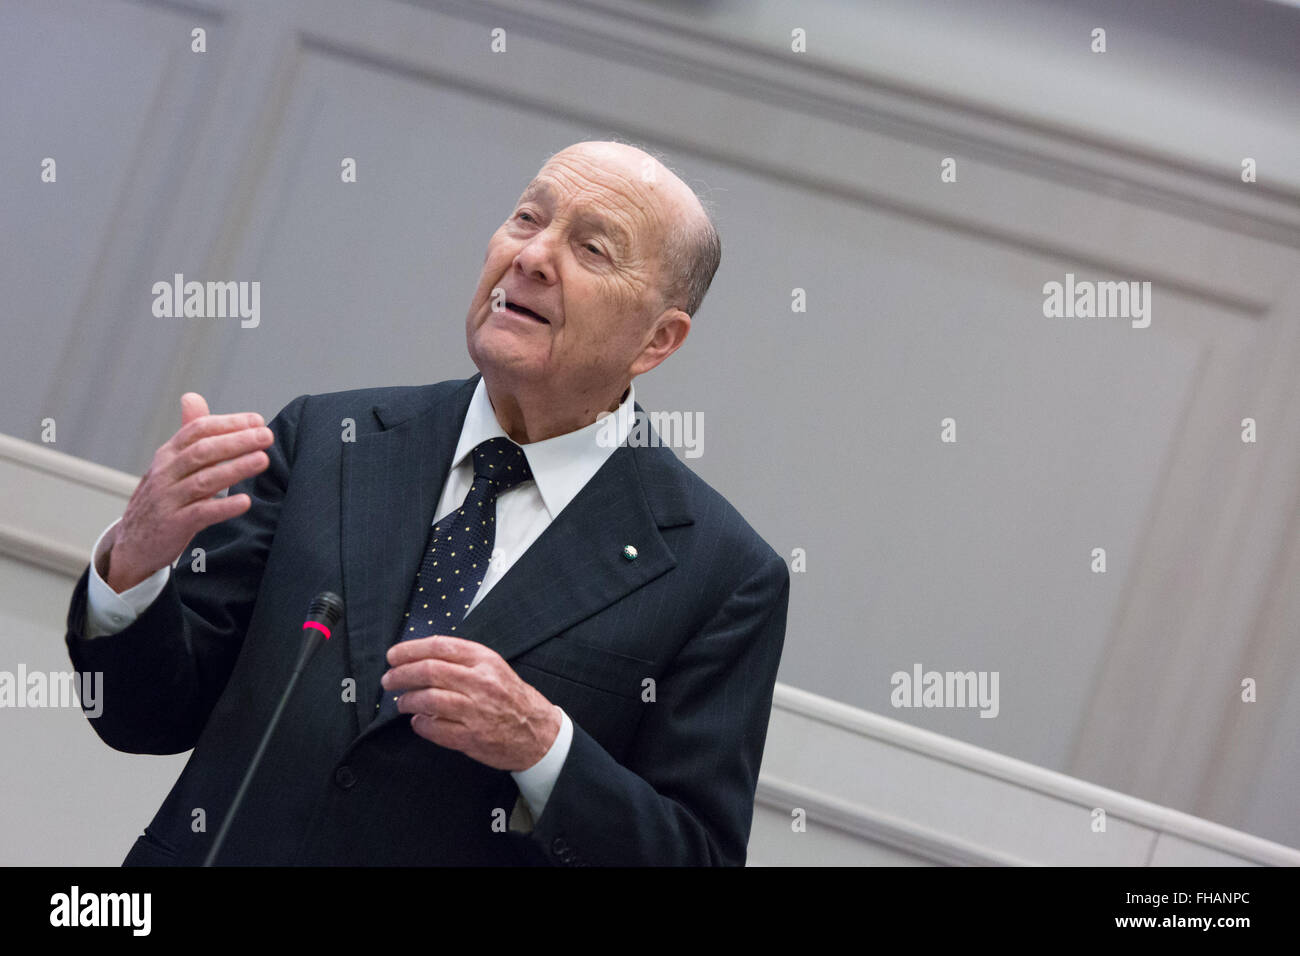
[{"xmin": 630, "ymin": 310, "xmax": 691, "ymax": 377}]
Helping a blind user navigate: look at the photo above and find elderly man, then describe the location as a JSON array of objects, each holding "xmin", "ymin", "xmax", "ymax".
[{"xmin": 65, "ymin": 141, "xmax": 790, "ymax": 866}]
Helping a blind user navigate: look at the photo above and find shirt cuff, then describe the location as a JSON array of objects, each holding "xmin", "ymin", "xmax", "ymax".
[
  {"xmin": 85, "ymin": 518, "xmax": 170, "ymax": 638},
  {"xmin": 510, "ymin": 707, "xmax": 573, "ymax": 821}
]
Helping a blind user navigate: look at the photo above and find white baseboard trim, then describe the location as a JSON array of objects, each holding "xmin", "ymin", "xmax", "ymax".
[{"xmin": 760, "ymin": 684, "xmax": 1300, "ymax": 866}]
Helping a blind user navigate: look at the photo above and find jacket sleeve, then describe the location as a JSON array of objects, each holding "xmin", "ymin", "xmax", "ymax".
[
  {"xmin": 63, "ymin": 394, "xmax": 308, "ymax": 754},
  {"xmin": 527, "ymin": 549, "xmax": 790, "ymax": 866}
]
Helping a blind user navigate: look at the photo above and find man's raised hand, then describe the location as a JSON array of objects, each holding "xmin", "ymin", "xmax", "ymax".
[{"xmin": 102, "ymin": 392, "xmax": 274, "ymax": 593}]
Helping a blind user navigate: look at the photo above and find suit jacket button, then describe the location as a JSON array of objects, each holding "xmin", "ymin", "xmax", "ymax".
[{"xmin": 334, "ymin": 765, "xmax": 357, "ymax": 790}]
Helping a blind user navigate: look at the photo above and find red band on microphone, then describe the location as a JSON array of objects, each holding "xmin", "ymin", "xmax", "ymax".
[{"xmin": 303, "ymin": 620, "xmax": 331, "ymax": 640}]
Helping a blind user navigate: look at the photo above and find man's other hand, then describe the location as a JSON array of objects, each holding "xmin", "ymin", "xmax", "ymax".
[{"xmin": 383, "ymin": 635, "xmax": 562, "ymax": 771}]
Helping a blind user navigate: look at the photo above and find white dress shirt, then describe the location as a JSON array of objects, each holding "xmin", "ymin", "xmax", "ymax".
[{"xmin": 85, "ymin": 377, "xmax": 636, "ymax": 823}]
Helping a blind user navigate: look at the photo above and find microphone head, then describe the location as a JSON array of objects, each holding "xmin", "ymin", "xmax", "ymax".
[{"xmin": 306, "ymin": 591, "xmax": 344, "ymax": 630}]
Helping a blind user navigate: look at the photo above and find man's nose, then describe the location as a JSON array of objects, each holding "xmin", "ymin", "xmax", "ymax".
[{"xmin": 512, "ymin": 230, "xmax": 559, "ymax": 283}]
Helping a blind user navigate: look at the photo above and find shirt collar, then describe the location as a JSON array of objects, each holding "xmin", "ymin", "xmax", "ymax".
[{"xmin": 451, "ymin": 377, "xmax": 637, "ymax": 520}]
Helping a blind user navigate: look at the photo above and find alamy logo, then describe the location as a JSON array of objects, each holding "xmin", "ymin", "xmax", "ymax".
[
  {"xmin": 50, "ymin": 886, "xmax": 151, "ymax": 936},
  {"xmin": 151, "ymin": 273, "xmax": 260, "ymax": 328},
  {"xmin": 890, "ymin": 663, "xmax": 999, "ymax": 718},
  {"xmin": 595, "ymin": 406, "xmax": 704, "ymax": 459},
  {"xmin": 1042, "ymin": 273, "xmax": 1151, "ymax": 328},
  {"xmin": 0, "ymin": 666, "xmax": 102, "ymax": 718}
]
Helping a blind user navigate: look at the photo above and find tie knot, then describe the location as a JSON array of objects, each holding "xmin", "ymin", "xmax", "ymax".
[{"xmin": 471, "ymin": 437, "xmax": 533, "ymax": 492}]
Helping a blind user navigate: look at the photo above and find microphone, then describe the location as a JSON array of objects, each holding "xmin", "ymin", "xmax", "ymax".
[
  {"xmin": 202, "ymin": 591, "xmax": 343, "ymax": 866},
  {"xmin": 297, "ymin": 590, "xmax": 344, "ymax": 673}
]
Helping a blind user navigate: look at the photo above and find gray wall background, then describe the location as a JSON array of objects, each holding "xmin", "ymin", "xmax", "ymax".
[{"xmin": 3, "ymin": 0, "xmax": 1300, "ymax": 856}]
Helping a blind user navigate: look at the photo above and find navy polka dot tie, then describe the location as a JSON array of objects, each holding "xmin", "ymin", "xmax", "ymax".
[{"xmin": 376, "ymin": 436, "xmax": 534, "ymax": 719}]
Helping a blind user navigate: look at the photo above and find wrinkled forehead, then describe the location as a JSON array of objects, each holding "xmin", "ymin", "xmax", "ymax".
[{"xmin": 518, "ymin": 159, "xmax": 670, "ymax": 249}]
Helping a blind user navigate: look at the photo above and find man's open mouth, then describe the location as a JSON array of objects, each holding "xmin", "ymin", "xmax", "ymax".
[{"xmin": 506, "ymin": 302, "xmax": 550, "ymax": 324}]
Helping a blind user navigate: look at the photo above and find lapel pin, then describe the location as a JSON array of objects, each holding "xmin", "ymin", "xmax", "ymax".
[{"xmin": 622, "ymin": 545, "xmax": 638, "ymax": 561}]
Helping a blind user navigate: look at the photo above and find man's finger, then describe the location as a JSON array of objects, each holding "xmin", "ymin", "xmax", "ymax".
[
  {"xmin": 394, "ymin": 687, "xmax": 470, "ymax": 719},
  {"xmin": 386, "ymin": 634, "xmax": 488, "ymax": 667},
  {"xmin": 167, "ymin": 427, "xmax": 273, "ymax": 484},
  {"xmin": 173, "ymin": 449, "xmax": 270, "ymax": 504},
  {"xmin": 180, "ymin": 392, "xmax": 210, "ymax": 427},
  {"xmin": 173, "ymin": 412, "xmax": 267, "ymax": 452},
  {"xmin": 382, "ymin": 658, "xmax": 473, "ymax": 692},
  {"xmin": 410, "ymin": 713, "xmax": 471, "ymax": 750}
]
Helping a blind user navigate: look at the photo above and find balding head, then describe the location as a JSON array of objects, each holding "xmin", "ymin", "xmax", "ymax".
[{"xmin": 542, "ymin": 141, "xmax": 721, "ymax": 318}]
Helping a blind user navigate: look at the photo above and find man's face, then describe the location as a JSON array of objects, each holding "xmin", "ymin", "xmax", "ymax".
[{"xmin": 465, "ymin": 145, "xmax": 676, "ymax": 395}]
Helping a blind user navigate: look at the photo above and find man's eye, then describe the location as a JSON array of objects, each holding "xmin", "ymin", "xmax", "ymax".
[
  {"xmin": 584, "ymin": 243, "xmax": 604, "ymax": 257},
  {"xmin": 516, "ymin": 212, "xmax": 535, "ymax": 223}
]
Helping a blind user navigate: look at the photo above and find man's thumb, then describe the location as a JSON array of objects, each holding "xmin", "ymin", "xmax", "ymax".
[{"xmin": 180, "ymin": 392, "xmax": 210, "ymax": 426}]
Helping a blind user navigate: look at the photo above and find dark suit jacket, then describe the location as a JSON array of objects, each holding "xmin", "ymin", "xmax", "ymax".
[{"xmin": 64, "ymin": 374, "xmax": 789, "ymax": 865}]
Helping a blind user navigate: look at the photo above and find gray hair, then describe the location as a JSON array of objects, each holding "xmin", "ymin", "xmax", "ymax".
[{"xmin": 659, "ymin": 196, "xmax": 722, "ymax": 318}]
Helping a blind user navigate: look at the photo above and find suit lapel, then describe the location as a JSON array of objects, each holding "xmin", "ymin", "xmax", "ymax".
[
  {"xmin": 455, "ymin": 442, "xmax": 677, "ymax": 663},
  {"xmin": 341, "ymin": 377, "xmax": 477, "ymax": 733},
  {"xmin": 346, "ymin": 381, "xmax": 696, "ymax": 741}
]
